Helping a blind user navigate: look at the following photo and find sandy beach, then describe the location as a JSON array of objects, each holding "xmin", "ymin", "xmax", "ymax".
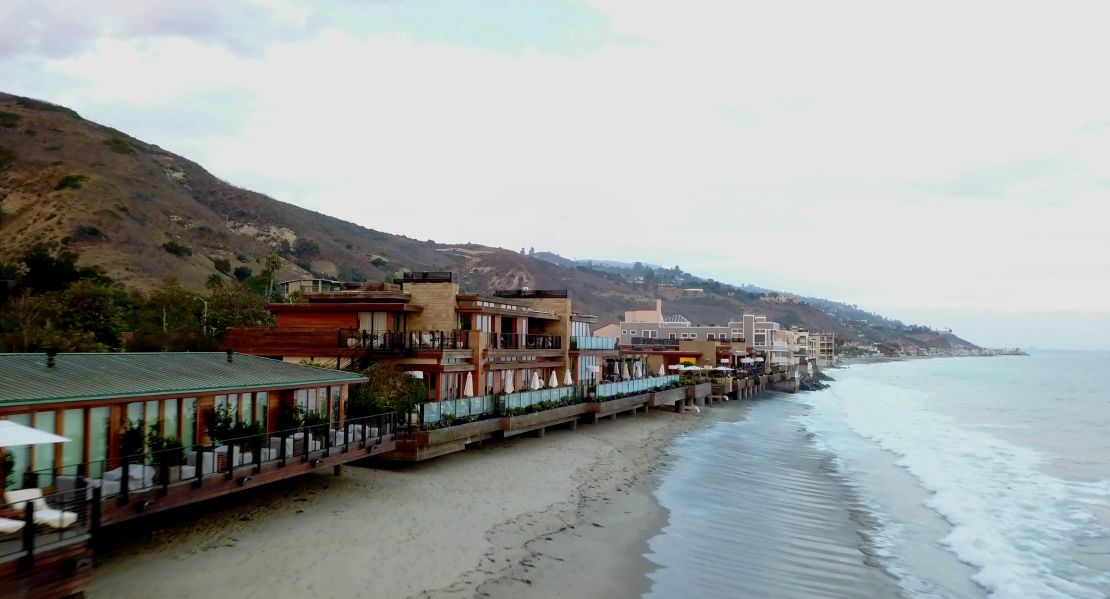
[{"xmin": 87, "ymin": 408, "xmax": 707, "ymax": 599}]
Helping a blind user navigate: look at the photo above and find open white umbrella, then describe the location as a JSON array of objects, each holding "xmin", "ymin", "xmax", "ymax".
[
  {"xmin": 0, "ymin": 420, "xmax": 70, "ymax": 448},
  {"xmin": 563, "ymin": 369, "xmax": 573, "ymax": 386},
  {"xmin": 532, "ymin": 371, "xmax": 544, "ymax": 390},
  {"xmin": 463, "ymin": 372, "xmax": 474, "ymax": 398},
  {"xmin": 548, "ymin": 371, "xmax": 559, "ymax": 388},
  {"xmin": 658, "ymin": 364, "xmax": 665, "ymax": 376},
  {"xmin": 685, "ymin": 365, "xmax": 703, "ymax": 372},
  {"xmin": 621, "ymin": 362, "xmax": 631, "ymax": 380},
  {"xmin": 667, "ymin": 364, "xmax": 683, "ymax": 371},
  {"xmin": 740, "ymin": 357, "xmax": 755, "ymax": 364},
  {"xmin": 503, "ymin": 371, "xmax": 515, "ymax": 394},
  {"xmin": 754, "ymin": 357, "xmax": 765, "ymax": 363}
]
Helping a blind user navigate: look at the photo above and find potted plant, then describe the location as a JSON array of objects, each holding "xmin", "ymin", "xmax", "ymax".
[{"xmin": 149, "ymin": 434, "xmax": 186, "ymax": 482}]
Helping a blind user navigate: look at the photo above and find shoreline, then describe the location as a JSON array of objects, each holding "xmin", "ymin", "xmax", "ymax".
[
  {"xmin": 469, "ymin": 403, "xmax": 743, "ymax": 598},
  {"xmin": 87, "ymin": 408, "xmax": 707, "ymax": 598}
]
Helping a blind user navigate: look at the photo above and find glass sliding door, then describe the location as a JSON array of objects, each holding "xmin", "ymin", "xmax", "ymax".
[
  {"xmin": 62, "ymin": 409, "xmax": 83, "ymax": 474},
  {"xmin": 89, "ymin": 407, "xmax": 109, "ymax": 478}
]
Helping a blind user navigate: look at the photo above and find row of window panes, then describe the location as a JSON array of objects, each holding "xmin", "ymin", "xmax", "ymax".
[{"xmin": 4, "ymin": 399, "xmax": 199, "ymax": 489}]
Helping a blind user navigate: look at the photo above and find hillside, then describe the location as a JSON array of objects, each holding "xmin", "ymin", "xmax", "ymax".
[{"xmin": 0, "ymin": 92, "xmax": 975, "ymax": 351}]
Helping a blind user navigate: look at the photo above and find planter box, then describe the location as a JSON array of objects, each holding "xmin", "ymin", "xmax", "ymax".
[
  {"xmin": 587, "ymin": 393, "xmax": 650, "ymax": 416},
  {"xmin": 502, "ymin": 404, "xmax": 588, "ymax": 436},
  {"xmin": 650, "ymin": 387, "xmax": 686, "ymax": 406},
  {"xmin": 688, "ymin": 382, "xmax": 712, "ymax": 399},
  {"xmin": 426, "ymin": 418, "xmax": 503, "ymax": 445}
]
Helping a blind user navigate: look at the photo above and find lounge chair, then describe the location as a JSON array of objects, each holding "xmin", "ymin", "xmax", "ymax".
[
  {"xmin": 0, "ymin": 516, "xmax": 24, "ymax": 535},
  {"xmin": 3, "ymin": 489, "xmax": 78, "ymax": 529}
]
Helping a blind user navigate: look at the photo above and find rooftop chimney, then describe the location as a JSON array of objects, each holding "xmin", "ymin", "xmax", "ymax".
[
  {"xmin": 226, "ymin": 349, "xmax": 234, "ymax": 363},
  {"xmin": 46, "ymin": 348, "xmax": 57, "ymax": 368}
]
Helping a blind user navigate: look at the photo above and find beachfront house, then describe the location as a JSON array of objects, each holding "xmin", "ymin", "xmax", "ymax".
[{"xmin": 0, "ymin": 351, "xmax": 390, "ymax": 526}]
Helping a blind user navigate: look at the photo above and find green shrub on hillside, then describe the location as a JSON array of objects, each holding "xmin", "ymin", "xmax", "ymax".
[
  {"xmin": 212, "ymin": 258, "xmax": 231, "ymax": 274},
  {"xmin": 104, "ymin": 135, "xmax": 136, "ymax": 155},
  {"xmin": 162, "ymin": 241, "xmax": 192, "ymax": 257},
  {"xmin": 233, "ymin": 266, "xmax": 253, "ymax": 281},
  {"xmin": 15, "ymin": 97, "xmax": 78, "ymax": 117},
  {"xmin": 54, "ymin": 174, "xmax": 88, "ymax": 191},
  {"xmin": 0, "ymin": 111, "xmax": 19, "ymax": 128}
]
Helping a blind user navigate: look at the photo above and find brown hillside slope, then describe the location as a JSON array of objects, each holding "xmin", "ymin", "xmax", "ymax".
[
  {"xmin": 0, "ymin": 92, "xmax": 459, "ymax": 291},
  {"xmin": 0, "ymin": 92, "xmax": 973, "ymax": 349}
]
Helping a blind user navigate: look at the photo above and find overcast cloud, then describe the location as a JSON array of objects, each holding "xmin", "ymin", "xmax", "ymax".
[{"xmin": 2, "ymin": 1, "xmax": 1108, "ymax": 349}]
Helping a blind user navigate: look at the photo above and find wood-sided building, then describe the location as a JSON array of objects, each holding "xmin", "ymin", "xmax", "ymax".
[
  {"xmin": 225, "ymin": 272, "xmax": 619, "ymax": 403},
  {"xmin": 0, "ymin": 352, "xmax": 388, "ymax": 526}
]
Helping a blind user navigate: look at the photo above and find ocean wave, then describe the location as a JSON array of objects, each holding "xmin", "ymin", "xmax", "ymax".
[{"xmin": 799, "ymin": 378, "xmax": 1110, "ymax": 599}]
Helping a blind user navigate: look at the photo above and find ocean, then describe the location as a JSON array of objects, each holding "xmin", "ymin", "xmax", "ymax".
[{"xmin": 645, "ymin": 352, "xmax": 1110, "ymax": 598}]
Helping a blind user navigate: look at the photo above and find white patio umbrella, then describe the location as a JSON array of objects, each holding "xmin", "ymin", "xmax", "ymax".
[
  {"xmin": 621, "ymin": 362, "xmax": 631, "ymax": 380},
  {"xmin": 0, "ymin": 420, "xmax": 70, "ymax": 447},
  {"xmin": 463, "ymin": 372, "xmax": 474, "ymax": 398},
  {"xmin": 667, "ymin": 364, "xmax": 683, "ymax": 371},
  {"xmin": 563, "ymin": 369, "xmax": 573, "ymax": 386},
  {"xmin": 685, "ymin": 365, "xmax": 703, "ymax": 371},
  {"xmin": 740, "ymin": 357, "xmax": 755, "ymax": 364},
  {"xmin": 633, "ymin": 362, "xmax": 642, "ymax": 378},
  {"xmin": 532, "ymin": 371, "xmax": 544, "ymax": 390},
  {"xmin": 658, "ymin": 364, "xmax": 665, "ymax": 376},
  {"xmin": 548, "ymin": 371, "xmax": 559, "ymax": 388},
  {"xmin": 754, "ymin": 357, "xmax": 765, "ymax": 363},
  {"xmin": 504, "ymin": 371, "xmax": 515, "ymax": 394}
]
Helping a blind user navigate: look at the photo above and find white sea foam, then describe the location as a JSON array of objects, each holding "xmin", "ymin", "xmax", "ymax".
[{"xmin": 800, "ymin": 375, "xmax": 1110, "ymax": 599}]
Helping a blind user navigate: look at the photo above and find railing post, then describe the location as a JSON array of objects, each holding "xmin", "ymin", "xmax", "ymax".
[
  {"xmin": 193, "ymin": 445, "xmax": 204, "ymax": 487},
  {"xmin": 279, "ymin": 432, "xmax": 287, "ymax": 467},
  {"xmin": 91, "ymin": 485, "xmax": 102, "ymax": 533},
  {"xmin": 118, "ymin": 456, "xmax": 130, "ymax": 505},
  {"xmin": 255, "ymin": 433, "xmax": 263, "ymax": 473},
  {"xmin": 226, "ymin": 442, "xmax": 234, "ymax": 480},
  {"xmin": 344, "ymin": 420, "xmax": 351, "ymax": 453},
  {"xmin": 22, "ymin": 500, "xmax": 35, "ymax": 564}
]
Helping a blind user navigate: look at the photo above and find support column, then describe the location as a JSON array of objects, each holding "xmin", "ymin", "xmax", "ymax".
[
  {"xmin": 535, "ymin": 427, "xmax": 546, "ymax": 438},
  {"xmin": 568, "ymin": 419, "xmax": 578, "ymax": 431},
  {"xmin": 333, "ymin": 464, "xmax": 343, "ymax": 476}
]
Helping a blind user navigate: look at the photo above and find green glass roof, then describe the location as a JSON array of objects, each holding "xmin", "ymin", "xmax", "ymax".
[{"xmin": 0, "ymin": 353, "xmax": 367, "ymax": 407}]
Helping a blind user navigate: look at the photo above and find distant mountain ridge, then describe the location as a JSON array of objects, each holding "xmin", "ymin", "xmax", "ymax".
[{"xmin": 0, "ymin": 92, "xmax": 976, "ymax": 351}]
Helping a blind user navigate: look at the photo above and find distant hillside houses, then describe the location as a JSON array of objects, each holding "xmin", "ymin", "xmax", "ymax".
[{"xmin": 760, "ymin": 293, "xmax": 805, "ymax": 305}]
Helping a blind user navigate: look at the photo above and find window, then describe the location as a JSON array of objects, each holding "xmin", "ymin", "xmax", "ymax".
[
  {"xmin": 669, "ymin": 333, "xmax": 677, "ymax": 340},
  {"xmin": 690, "ymin": 333, "xmax": 698, "ymax": 339},
  {"xmin": 629, "ymin": 330, "xmax": 637, "ymax": 336}
]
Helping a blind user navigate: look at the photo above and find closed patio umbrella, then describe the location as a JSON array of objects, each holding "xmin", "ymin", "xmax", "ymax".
[
  {"xmin": 548, "ymin": 371, "xmax": 559, "ymax": 388},
  {"xmin": 504, "ymin": 371, "xmax": 515, "ymax": 394},
  {"xmin": 463, "ymin": 372, "xmax": 474, "ymax": 398},
  {"xmin": 563, "ymin": 369, "xmax": 573, "ymax": 386},
  {"xmin": 621, "ymin": 362, "xmax": 631, "ymax": 380},
  {"xmin": 531, "ymin": 371, "xmax": 544, "ymax": 390},
  {"xmin": 658, "ymin": 364, "xmax": 665, "ymax": 376},
  {"xmin": 0, "ymin": 420, "xmax": 70, "ymax": 447}
]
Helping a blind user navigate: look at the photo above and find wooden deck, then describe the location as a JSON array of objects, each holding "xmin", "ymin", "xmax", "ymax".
[{"xmin": 99, "ymin": 435, "xmax": 396, "ymax": 526}]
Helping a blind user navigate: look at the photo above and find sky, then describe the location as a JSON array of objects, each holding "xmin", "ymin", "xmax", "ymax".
[{"xmin": 2, "ymin": 1, "xmax": 1109, "ymax": 349}]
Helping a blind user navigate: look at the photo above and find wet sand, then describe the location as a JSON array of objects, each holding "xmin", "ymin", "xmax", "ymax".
[{"xmin": 88, "ymin": 409, "xmax": 703, "ymax": 599}]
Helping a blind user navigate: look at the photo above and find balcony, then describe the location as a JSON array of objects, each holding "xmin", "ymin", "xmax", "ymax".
[
  {"xmin": 484, "ymin": 332, "xmax": 562, "ymax": 351},
  {"xmin": 339, "ymin": 329, "xmax": 407, "ymax": 352},
  {"xmin": 407, "ymin": 330, "xmax": 470, "ymax": 351},
  {"xmin": 571, "ymin": 336, "xmax": 618, "ymax": 350}
]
